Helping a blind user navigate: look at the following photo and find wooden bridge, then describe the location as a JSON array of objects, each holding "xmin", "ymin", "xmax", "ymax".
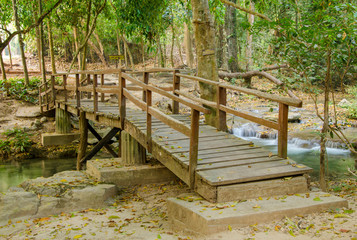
[{"xmin": 39, "ymin": 68, "xmax": 313, "ymax": 202}]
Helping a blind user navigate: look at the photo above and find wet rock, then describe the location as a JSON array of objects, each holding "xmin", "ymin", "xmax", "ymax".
[
  {"xmin": 265, "ymin": 112, "xmax": 301, "ymax": 123},
  {"xmin": 1, "ymin": 171, "xmax": 118, "ymax": 224},
  {"xmin": 15, "ymin": 106, "xmax": 41, "ymax": 118}
]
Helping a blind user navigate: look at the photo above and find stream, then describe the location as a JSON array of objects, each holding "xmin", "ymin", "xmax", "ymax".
[
  {"xmin": 233, "ymin": 123, "xmax": 355, "ymax": 180},
  {"xmin": 0, "ymin": 158, "xmax": 76, "ymax": 192}
]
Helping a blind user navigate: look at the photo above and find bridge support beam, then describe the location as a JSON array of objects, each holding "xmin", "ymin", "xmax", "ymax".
[
  {"xmin": 77, "ymin": 111, "xmax": 88, "ymax": 170},
  {"xmin": 55, "ymin": 108, "xmax": 72, "ymax": 134},
  {"xmin": 121, "ymin": 130, "xmax": 146, "ymax": 165}
]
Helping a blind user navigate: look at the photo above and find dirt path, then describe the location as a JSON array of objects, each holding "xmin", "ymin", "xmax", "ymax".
[{"xmin": 0, "ymin": 179, "xmax": 356, "ymax": 240}]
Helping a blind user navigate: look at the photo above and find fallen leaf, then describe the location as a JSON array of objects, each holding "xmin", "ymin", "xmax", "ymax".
[{"xmin": 228, "ymin": 225, "xmax": 232, "ymax": 231}]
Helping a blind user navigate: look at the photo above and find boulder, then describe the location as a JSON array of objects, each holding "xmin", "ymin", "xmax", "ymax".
[
  {"xmin": 338, "ymin": 99, "xmax": 352, "ymax": 107},
  {"xmin": 15, "ymin": 106, "xmax": 42, "ymax": 118}
]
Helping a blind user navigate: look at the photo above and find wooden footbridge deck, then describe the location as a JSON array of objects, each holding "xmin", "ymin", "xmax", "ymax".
[{"xmin": 40, "ymin": 68, "xmax": 313, "ymax": 202}]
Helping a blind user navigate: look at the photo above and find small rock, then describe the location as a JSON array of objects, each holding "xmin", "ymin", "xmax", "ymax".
[
  {"xmin": 338, "ymin": 99, "xmax": 352, "ymax": 107},
  {"xmin": 288, "ymin": 113, "xmax": 301, "ymax": 123},
  {"xmin": 34, "ymin": 119, "xmax": 42, "ymax": 127},
  {"xmin": 40, "ymin": 117, "xmax": 47, "ymax": 123}
]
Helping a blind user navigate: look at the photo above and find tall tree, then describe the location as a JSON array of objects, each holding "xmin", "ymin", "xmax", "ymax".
[
  {"xmin": 191, "ymin": 0, "xmax": 219, "ymax": 127},
  {"xmin": 12, "ymin": 0, "xmax": 29, "ymax": 85},
  {"xmin": 37, "ymin": 0, "xmax": 47, "ymax": 82},
  {"xmin": 224, "ymin": 0, "xmax": 240, "ymax": 73}
]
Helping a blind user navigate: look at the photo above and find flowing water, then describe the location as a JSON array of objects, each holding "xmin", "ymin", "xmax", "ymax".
[
  {"xmin": 0, "ymin": 158, "xmax": 76, "ymax": 192},
  {"xmin": 233, "ymin": 123, "xmax": 355, "ymax": 180}
]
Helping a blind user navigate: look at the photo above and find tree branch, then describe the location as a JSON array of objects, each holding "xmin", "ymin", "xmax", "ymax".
[
  {"xmin": 0, "ymin": 0, "xmax": 63, "ymax": 52},
  {"xmin": 219, "ymin": 0, "xmax": 272, "ymax": 22}
]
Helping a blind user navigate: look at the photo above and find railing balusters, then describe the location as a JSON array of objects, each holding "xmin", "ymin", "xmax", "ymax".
[
  {"xmin": 217, "ymin": 85, "xmax": 227, "ymax": 132},
  {"xmin": 172, "ymin": 69, "xmax": 180, "ymax": 114},
  {"xmin": 39, "ymin": 85, "xmax": 42, "ymax": 113},
  {"xmin": 189, "ymin": 109, "xmax": 200, "ymax": 190},
  {"xmin": 278, "ymin": 103, "xmax": 288, "ymax": 158},
  {"xmin": 44, "ymin": 79, "xmax": 49, "ymax": 111},
  {"xmin": 146, "ymin": 89, "xmax": 152, "ymax": 153},
  {"xmin": 93, "ymin": 74, "xmax": 98, "ymax": 115},
  {"xmin": 50, "ymin": 75, "xmax": 56, "ymax": 108}
]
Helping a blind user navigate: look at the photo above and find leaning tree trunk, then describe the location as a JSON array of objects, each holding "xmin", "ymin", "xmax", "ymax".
[
  {"xmin": 191, "ymin": 0, "xmax": 219, "ymax": 128},
  {"xmin": 12, "ymin": 0, "xmax": 29, "ymax": 85},
  {"xmin": 0, "ymin": 35, "xmax": 6, "ymax": 80},
  {"xmin": 225, "ymin": 0, "xmax": 240, "ymax": 73},
  {"xmin": 122, "ymin": 35, "xmax": 134, "ymax": 69}
]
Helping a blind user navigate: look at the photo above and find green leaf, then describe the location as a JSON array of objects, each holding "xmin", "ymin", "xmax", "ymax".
[{"xmin": 313, "ymin": 197, "xmax": 322, "ymax": 201}]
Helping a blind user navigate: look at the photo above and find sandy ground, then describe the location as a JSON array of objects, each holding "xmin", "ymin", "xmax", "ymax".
[{"xmin": 0, "ymin": 179, "xmax": 356, "ymax": 240}]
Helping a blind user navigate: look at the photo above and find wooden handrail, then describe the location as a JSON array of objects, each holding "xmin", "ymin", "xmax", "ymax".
[{"xmin": 176, "ymin": 73, "xmax": 302, "ymax": 107}]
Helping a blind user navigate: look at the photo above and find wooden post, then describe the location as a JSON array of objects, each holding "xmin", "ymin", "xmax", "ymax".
[
  {"xmin": 39, "ymin": 85, "xmax": 43, "ymax": 113},
  {"xmin": 87, "ymin": 74, "xmax": 91, "ymax": 99},
  {"xmin": 278, "ymin": 103, "xmax": 288, "ymax": 158},
  {"xmin": 50, "ymin": 75, "xmax": 56, "ymax": 108},
  {"xmin": 63, "ymin": 74, "xmax": 67, "ymax": 102},
  {"xmin": 77, "ymin": 111, "xmax": 88, "ymax": 170},
  {"xmin": 100, "ymin": 74, "xmax": 105, "ymax": 102},
  {"xmin": 44, "ymin": 80, "xmax": 49, "ymax": 111},
  {"xmin": 142, "ymin": 71, "xmax": 149, "ymax": 102},
  {"xmin": 146, "ymin": 89, "xmax": 152, "ymax": 153},
  {"xmin": 75, "ymin": 74, "xmax": 80, "ymax": 109},
  {"xmin": 119, "ymin": 70, "xmax": 126, "ymax": 129},
  {"xmin": 121, "ymin": 130, "xmax": 146, "ymax": 165},
  {"xmin": 217, "ymin": 85, "xmax": 227, "ymax": 132},
  {"xmin": 93, "ymin": 74, "xmax": 98, "ymax": 114},
  {"xmin": 189, "ymin": 109, "xmax": 200, "ymax": 189},
  {"xmin": 172, "ymin": 69, "xmax": 180, "ymax": 114},
  {"xmin": 55, "ymin": 108, "xmax": 71, "ymax": 134}
]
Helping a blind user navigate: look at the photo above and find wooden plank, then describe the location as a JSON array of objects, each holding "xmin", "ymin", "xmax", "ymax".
[
  {"xmin": 198, "ymin": 160, "xmax": 313, "ymax": 186},
  {"xmin": 196, "ymin": 156, "xmax": 282, "ymax": 171}
]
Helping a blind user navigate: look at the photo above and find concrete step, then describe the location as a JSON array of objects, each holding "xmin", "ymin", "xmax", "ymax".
[{"xmin": 167, "ymin": 191, "xmax": 348, "ymax": 236}]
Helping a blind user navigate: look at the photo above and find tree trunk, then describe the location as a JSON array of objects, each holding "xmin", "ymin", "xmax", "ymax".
[
  {"xmin": 184, "ymin": 22, "xmax": 194, "ymax": 68},
  {"xmin": 319, "ymin": 49, "xmax": 331, "ymax": 192},
  {"xmin": 224, "ymin": 0, "xmax": 240, "ymax": 73},
  {"xmin": 246, "ymin": 0, "xmax": 254, "ymax": 71},
  {"xmin": 157, "ymin": 35, "xmax": 165, "ymax": 67},
  {"xmin": 12, "ymin": 0, "xmax": 29, "ymax": 85},
  {"xmin": 191, "ymin": 0, "xmax": 219, "ymax": 128},
  {"xmin": 3, "ymin": 26, "xmax": 13, "ymax": 68},
  {"xmin": 176, "ymin": 35, "xmax": 184, "ymax": 65},
  {"xmin": 0, "ymin": 35, "xmax": 6, "ymax": 80},
  {"xmin": 142, "ymin": 39, "xmax": 145, "ymax": 68},
  {"xmin": 81, "ymin": 0, "xmax": 92, "ymax": 75},
  {"xmin": 122, "ymin": 35, "xmax": 134, "ymax": 69},
  {"xmin": 170, "ymin": 25, "xmax": 175, "ymax": 67},
  {"xmin": 88, "ymin": 38, "xmax": 109, "ymax": 67},
  {"xmin": 38, "ymin": 0, "xmax": 47, "ymax": 83},
  {"xmin": 116, "ymin": 30, "xmax": 122, "ymax": 66},
  {"xmin": 73, "ymin": 27, "xmax": 81, "ymax": 68},
  {"xmin": 216, "ymin": 23, "xmax": 225, "ymax": 69},
  {"xmin": 47, "ymin": 19, "xmax": 56, "ymax": 74}
]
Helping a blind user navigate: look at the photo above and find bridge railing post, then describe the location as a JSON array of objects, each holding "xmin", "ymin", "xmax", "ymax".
[
  {"xmin": 75, "ymin": 74, "xmax": 81, "ymax": 110},
  {"xmin": 50, "ymin": 75, "xmax": 56, "ymax": 109},
  {"xmin": 119, "ymin": 70, "xmax": 126, "ymax": 129},
  {"xmin": 172, "ymin": 69, "xmax": 180, "ymax": 114},
  {"xmin": 87, "ymin": 74, "xmax": 91, "ymax": 99},
  {"xmin": 189, "ymin": 108, "xmax": 200, "ymax": 189},
  {"xmin": 216, "ymin": 85, "xmax": 227, "ymax": 132},
  {"xmin": 278, "ymin": 103, "xmax": 288, "ymax": 158},
  {"xmin": 93, "ymin": 74, "xmax": 98, "ymax": 114},
  {"xmin": 142, "ymin": 71, "xmax": 149, "ymax": 102},
  {"xmin": 44, "ymin": 79, "xmax": 49, "ymax": 111},
  {"xmin": 63, "ymin": 74, "xmax": 67, "ymax": 103},
  {"xmin": 146, "ymin": 89, "xmax": 152, "ymax": 153},
  {"xmin": 101, "ymin": 74, "xmax": 105, "ymax": 102}
]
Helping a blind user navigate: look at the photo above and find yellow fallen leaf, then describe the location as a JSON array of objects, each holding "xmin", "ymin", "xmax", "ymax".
[
  {"xmin": 73, "ymin": 235, "xmax": 82, "ymax": 239},
  {"xmin": 228, "ymin": 225, "xmax": 232, "ymax": 231},
  {"xmin": 60, "ymin": 179, "xmax": 67, "ymax": 182}
]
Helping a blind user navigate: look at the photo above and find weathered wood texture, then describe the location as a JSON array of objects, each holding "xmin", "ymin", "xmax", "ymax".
[
  {"xmin": 121, "ymin": 130, "xmax": 146, "ymax": 165},
  {"xmin": 42, "ymin": 68, "xmax": 312, "ymax": 203},
  {"xmin": 55, "ymin": 107, "xmax": 71, "ymax": 133}
]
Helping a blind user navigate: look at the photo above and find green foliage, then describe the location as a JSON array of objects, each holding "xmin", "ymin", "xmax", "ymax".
[
  {"xmin": 0, "ymin": 128, "xmax": 33, "ymax": 157},
  {"xmin": 0, "ymin": 77, "xmax": 40, "ymax": 104},
  {"xmin": 345, "ymin": 86, "xmax": 357, "ymax": 119}
]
